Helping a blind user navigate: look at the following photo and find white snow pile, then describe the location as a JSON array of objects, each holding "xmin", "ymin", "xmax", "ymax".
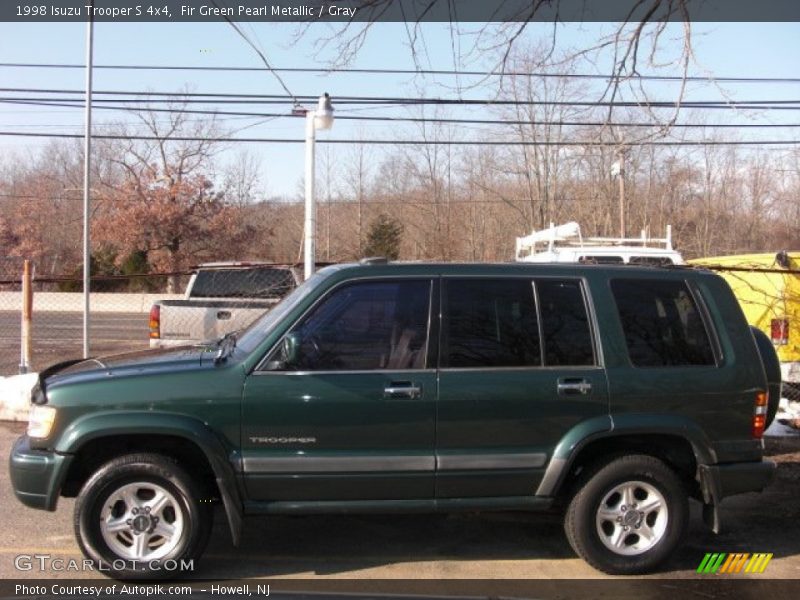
[
  {"xmin": 0, "ymin": 373, "xmax": 37, "ymax": 421},
  {"xmin": 766, "ymin": 397, "xmax": 800, "ymax": 437}
]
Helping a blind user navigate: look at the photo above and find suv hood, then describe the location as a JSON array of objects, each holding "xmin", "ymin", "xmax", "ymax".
[{"xmin": 42, "ymin": 345, "xmax": 216, "ymax": 390}]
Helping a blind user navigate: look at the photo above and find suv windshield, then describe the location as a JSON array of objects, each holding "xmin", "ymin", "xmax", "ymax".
[{"xmin": 234, "ymin": 269, "xmax": 332, "ymax": 354}]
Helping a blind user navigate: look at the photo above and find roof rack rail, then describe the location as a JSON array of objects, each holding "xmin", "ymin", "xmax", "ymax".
[
  {"xmin": 515, "ymin": 222, "xmax": 674, "ymax": 260},
  {"xmin": 359, "ymin": 257, "xmax": 389, "ymax": 265}
]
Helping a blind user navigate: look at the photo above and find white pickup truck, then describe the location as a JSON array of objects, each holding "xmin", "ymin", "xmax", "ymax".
[{"xmin": 148, "ymin": 262, "xmax": 301, "ymax": 347}]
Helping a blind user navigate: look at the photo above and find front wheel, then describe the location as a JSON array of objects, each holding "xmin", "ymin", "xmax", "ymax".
[
  {"xmin": 564, "ymin": 454, "xmax": 688, "ymax": 574},
  {"xmin": 74, "ymin": 453, "xmax": 213, "ymax": 579}
]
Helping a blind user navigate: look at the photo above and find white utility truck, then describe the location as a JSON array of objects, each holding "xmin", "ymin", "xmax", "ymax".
[{"xmin": 515, "ymin": 222, "xmax": 684, "ymax": 266}]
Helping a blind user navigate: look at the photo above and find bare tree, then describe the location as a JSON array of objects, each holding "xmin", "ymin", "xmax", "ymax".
[
  {"xmin": 297, "ymin": 1, "xmax": 696, "ymax": 122},
  {"xmin": 92, "ymin": 101, "xmax": 251, "ymax": 292}
]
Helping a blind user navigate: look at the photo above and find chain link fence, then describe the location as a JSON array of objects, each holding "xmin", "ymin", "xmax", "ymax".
[
  {"xmin": 3, "ymin": 255, "xmax": 800, "ymax": 410},
  {"xmin": 0, "ymin": 258, "xmax": 299, "ymax": 376},
  {"xmin": 0, "ymin": 259, "xmax": 184, "ymax": 376}
]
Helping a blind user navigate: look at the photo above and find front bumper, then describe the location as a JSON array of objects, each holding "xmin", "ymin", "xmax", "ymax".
[{"xmin": 8, "ymin": 435, "xmax": 71, "ymax": 511}]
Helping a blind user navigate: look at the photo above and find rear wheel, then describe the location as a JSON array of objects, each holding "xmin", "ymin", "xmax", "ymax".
[
  {"xmin": 564, "ymin": 454, "xmax": 688, "ymax": 574},
  {"xmin": 74, "ymin": 453, "xmax": 212, "ymax": 579}
]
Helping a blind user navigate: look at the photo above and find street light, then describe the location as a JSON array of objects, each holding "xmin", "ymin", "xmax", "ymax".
[
  {"xmin": 303, "ymin": 93, "xmax": 334, "ymax": 280},
  {"xmin": 82, "ymin": 1, "xmax": 95, "ymax": 358}
]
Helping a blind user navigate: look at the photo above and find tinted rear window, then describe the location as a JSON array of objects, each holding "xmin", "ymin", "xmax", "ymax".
[
  {"xmin": 442, "ymin": 278, "xmax": 595, "ymax": 368},
  {"xmin": 537, "ymin": 279, "xmax": 595, "ymax": 366},
  {"xmin": 190, "ymin": 267, "xmax": 296, "ymax": 298},
  {"xmin": 611, "ymin": 279, "xmax": 715, "ymax": 367},
  {"xmin": 443, "ymin": 279, "xmax": 541, "ymax": 368}
]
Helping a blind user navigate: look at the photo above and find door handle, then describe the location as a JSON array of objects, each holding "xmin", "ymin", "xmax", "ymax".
[
  {"xmin": 384, "ymin": 383, "xmax": 422, "ymax": 399},
  {"xmin": 557, "ymin": 378, "xmax": 592, "ymax": 395},
  {"xmin": 216, "ymin": 310, "xmax": 232, "ymax": 320}
]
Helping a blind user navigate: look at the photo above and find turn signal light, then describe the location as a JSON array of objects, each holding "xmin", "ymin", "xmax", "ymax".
[
  {"xmin": 771, "ymin": 318, "xmax": 789, "ymax": 345},
  {"xmin": 752, "ymin": 391, "xmax": 768, "ymax": 438},
  {"xmin": 149, "ymin": 305, "xmax": 160, "ymax": 339}
]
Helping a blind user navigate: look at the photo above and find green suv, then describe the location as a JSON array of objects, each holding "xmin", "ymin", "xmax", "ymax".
[{"xmin": 9, "ymin": 262, "xmax": 779, "ymax": 577}]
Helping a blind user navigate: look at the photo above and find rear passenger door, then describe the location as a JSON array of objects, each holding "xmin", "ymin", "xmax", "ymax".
[{"xmin": 436, "ymin": 277, "xmax": 609, "ymax": 498}]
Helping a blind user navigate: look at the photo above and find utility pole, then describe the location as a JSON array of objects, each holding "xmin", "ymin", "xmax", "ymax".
[
  {"xmin": 612, "ymin": 148, "xmax": 626, "ymax": 238},
  {"xmin": 82, "ymin": 0, "xmax": 94, "ymax": 358},
  {"xmin": 618, "ymin": 151, "xmax": 625, "ymax": 238},
  {"xmin": 301, "ymin": 94, "xmax": 334, "ymax": 280}
]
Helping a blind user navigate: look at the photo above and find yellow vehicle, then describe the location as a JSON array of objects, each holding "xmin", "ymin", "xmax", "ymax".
[{"xmin": 690, "ymin": 252, "xmax": 800, "ymax": 399}]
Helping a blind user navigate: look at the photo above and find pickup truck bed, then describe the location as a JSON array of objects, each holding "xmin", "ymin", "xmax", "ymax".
[{"xmin": 149, "ymin": 264, "xmax": 299, "ymax": 347}]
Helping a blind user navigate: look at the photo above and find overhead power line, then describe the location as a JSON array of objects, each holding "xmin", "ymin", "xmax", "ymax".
[
  {"xmin": 3, "ymin": 62, "xmax": 800, "ymax": 84},
  {"xmin": 1, "ymin": 130, "xmax": 798, "ymax": 146},
  {"xmin": 2, "ymin": 86, "xmax": 800, "ymax": 107},
  {"xmin": 209, "ymin": 0, "xmax": 298, "ymax": 104},
  {"xmin": 2, "ymin": 94, "xmax": 800, "ymax": 111},
  {"xmin": 4, "ymin": 98, "xmax": 800, "ymax": 129}
]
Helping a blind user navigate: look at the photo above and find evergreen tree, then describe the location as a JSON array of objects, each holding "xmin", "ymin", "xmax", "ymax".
[{"xmin": 363, "ymin": 213, "xmax": 404, "ymax": 260}]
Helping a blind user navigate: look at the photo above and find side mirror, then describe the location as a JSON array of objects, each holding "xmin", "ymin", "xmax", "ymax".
[
  {"xmin": 263, "ymin": 332, "xmax": 302, "ymax": 371},
  {"xmin": 282, "ymin": 332, "xmax": 301, "ymax": 366}
]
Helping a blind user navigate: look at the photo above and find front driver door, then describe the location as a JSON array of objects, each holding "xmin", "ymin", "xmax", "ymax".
[{"xmin": 241, "ymin": 278, "xmax": 437, "ymax": 502}]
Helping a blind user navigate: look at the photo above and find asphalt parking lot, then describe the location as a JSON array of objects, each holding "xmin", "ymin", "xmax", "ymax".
[
  {"xmin": 1, "ymin": 421, "xmax": 799, "ymax": 584},
  {"xmin": 0, "ymin": 311, "xmax": 149, "ymax": 376}
]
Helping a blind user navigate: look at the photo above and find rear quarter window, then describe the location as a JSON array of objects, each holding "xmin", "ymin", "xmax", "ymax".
[
  {"xmin": 611, "ymin": 279, "xmax": 716, "ymax": 367},
  {"xmin": 442, "ymin": 279, "xmax": 541, "ymax": 368}
]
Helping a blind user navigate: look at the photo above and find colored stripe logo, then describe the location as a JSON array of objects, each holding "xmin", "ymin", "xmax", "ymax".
[{"xmin": 697, "ymin": 553, "xmax": 772, "ymax": 574}]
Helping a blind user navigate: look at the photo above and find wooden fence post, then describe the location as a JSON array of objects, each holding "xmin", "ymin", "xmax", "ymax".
[{"xmin": 19, "ymin": 260, "xmax": 32, "ymax": 374}]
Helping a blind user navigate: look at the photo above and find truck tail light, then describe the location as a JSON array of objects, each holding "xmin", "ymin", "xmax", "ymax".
[
  {"xmin": 149, "ymin": 305, "xmax": 160, "ymax": 339},
  {"xmin": 752, "ymin": 391, "xmax": 768, "ymax": 438},
  {"xmin": 770, "ymin": 318, "xmax": 789, "ymax": 345}
]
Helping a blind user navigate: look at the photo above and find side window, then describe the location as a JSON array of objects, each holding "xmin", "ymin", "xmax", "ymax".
[
  {"xmin": 629, "ymin": 256, "xmax": 674, "ymax": 266},
  {"xmin": 611, "ymin": 279, "xmax": 716, "ymax": 367},
  {"xmin": 579, "ymin": 255, "xmax": 624, "ymax": 264},
  {"xmin": 442, "ymin": 279, "xmax": 541, "ymax": 368},
  {"xmin": 271, "ymin": 280, "xmax": 431, "ymax": 371},
  {"xmin": 536, "ymin": 279, "xmax": 595, "ymax": 366}
]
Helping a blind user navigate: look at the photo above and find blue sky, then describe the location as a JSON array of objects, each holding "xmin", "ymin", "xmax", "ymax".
[{"xmin": 1, "ymin": 21, "xmax": 799, "ymax": 197}]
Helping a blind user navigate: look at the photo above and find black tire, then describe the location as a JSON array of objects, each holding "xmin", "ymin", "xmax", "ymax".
[
  {"xmin": 750, "ymin": 326, "xmax": 780, "ymax": 428},
  {"xmin": 564, "ymin": 454, "xmax": 688, "ymax": 575},
  {"xmin": 74, "ymin": 453, "xmax": 213, "ymax": 580}
]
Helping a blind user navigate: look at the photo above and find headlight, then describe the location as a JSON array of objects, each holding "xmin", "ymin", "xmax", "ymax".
[{"xmin": 28, "ymin": 405, "xmax": 57, "ymax": 439}]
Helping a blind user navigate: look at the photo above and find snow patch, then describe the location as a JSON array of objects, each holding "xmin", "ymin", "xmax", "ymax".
[
  {"xmin": 767, "ymin": 397, "xmax": 800, "ymax": 437},
  {"xmin": 0, "ymin": 373, "xmax": 38, "ymax": 421}
]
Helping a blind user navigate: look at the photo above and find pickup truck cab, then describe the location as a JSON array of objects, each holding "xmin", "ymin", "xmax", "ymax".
[
  {"xmin": 10, "ymin": 261, "xmax": 778, "ymax": 578},
  {"xmin": 149, "ymin": 262, "xmax": 300, "ymax": 347}
]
